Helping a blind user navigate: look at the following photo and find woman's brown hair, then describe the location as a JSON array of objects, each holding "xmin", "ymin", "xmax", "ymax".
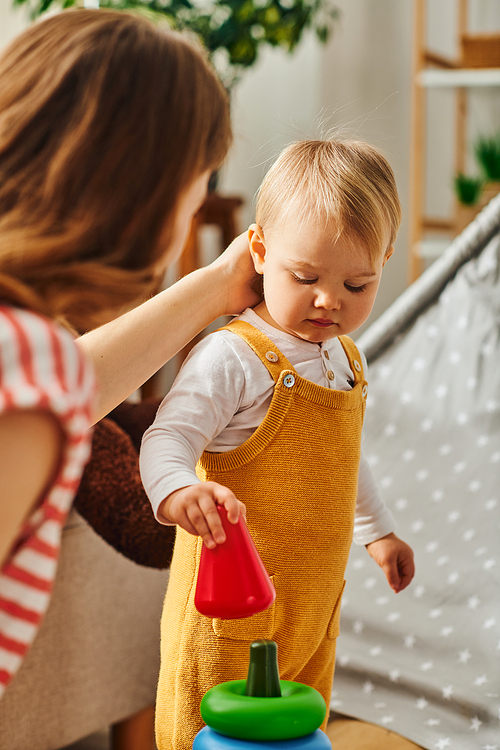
[{"xmin": 0, "ymin": 9, "xmax": 231, "ymax": 329}]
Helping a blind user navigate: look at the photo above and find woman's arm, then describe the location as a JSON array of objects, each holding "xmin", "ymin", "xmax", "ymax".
[
  {"xmin": 78, "ymin": 234, "xmax": 260, "ymax": 424},
  {"xmin": 0, "ymin": 411, "xmax": 64, "ymax": 567}
]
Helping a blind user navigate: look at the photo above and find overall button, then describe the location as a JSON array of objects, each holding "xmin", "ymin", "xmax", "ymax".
[
  {"xmin": 362, "ymin": 385, "xmax": 368, "ymax": 398},
  {"xmin": 326, "ymin": 370, "xmax": 335, "ymax": 381},
  {"xmin": 283, "ymin": 374, "xmax": 295, "ymax": 388},
  {"xmin": 353, "ymin": 359, "xmax": 362, "ymax": 372},
  {"xmin": 265, "ymin": 351, "xmax": 279, "ymax": 363},
  {"xmin": 323, "ymin": 349, "xmax": 330, "ymax": 360}
]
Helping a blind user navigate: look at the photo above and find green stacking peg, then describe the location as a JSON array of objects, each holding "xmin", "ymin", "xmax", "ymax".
[
  {"xmin": 200, "ymin": 640, "xmax": 327, "ymax": 741},
  {"xmin": 244, "ymin": 640, "xmax": 281, "ymax": 697}
]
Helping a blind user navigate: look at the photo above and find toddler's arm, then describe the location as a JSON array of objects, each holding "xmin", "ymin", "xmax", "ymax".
[
  {"xmin": 353, "ymin": 454, "xmax": 396, "ymax": 544},
  {"xmin": 365, "ymin": 533, "xmax": 415, "ymax": 593},
  {"xmin": 140, "ymin": 332, "xmax": 250, "ymax": 546}
]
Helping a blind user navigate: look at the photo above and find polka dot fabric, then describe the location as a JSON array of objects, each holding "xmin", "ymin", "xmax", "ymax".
[{"xmin": 331, "ymin": 233, "xmax": 500, "ymax": 749}]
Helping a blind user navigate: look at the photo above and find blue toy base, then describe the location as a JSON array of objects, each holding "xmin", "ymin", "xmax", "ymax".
[{"xmin": 193, "ymin": 727, "xmax": 331, "ymax": 750}]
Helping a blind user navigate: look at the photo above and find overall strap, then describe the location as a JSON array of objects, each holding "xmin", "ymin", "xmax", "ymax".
[
  {"xmin": 220, "ymin": 320, "xmax": 297, "ymax": 384},
  {"xmin": 338, "ymin": 335, "xmax": 366, "ymax": 384}
]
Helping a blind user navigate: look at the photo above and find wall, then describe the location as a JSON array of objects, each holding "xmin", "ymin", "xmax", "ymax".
[
  {"xmin": 221, "ymin": 0, "xmax": 414, "ymax": 332},
  {"xmin": 317, "ymin": 0, "xmax": 412, "ymax": 329},
  {"xmin": 220, "ymin": 33, "xmax": 323, "ymax": 222},
  {"xmin": 0, "ymin": 1, "xmax": 29, "ymax": 50}
]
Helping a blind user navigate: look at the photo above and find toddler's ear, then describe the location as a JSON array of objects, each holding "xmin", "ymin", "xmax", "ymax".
[
  {"xmin": 248, "ymin": 224, "xmax": 266, "ymax": 274},
  {"xmin": 382, "ymin": 246, "xmax": 395, "ymax": 267}
]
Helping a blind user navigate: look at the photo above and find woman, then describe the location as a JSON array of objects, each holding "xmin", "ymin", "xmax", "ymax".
[{"xmin": 0, "ymin": 8, "xmax": 258, "ymax": 698}]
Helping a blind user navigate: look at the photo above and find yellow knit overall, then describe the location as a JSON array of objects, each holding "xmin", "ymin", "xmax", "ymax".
[{"xmin": 156, "ymin": 321, "xmax": 367, "ymax": 750}]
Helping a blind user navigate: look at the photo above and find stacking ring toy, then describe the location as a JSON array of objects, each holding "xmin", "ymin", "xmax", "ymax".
[
  {"xmin": 193, "ymin": 726, "xmax": 332, "ymax": 750},
  {"xmin": 200, "ymin": 641, "xmax": 326, "ymax": 742},
  {"xmin": 201, "ymin": 679, "xmax": 325, "ymax": 741}
]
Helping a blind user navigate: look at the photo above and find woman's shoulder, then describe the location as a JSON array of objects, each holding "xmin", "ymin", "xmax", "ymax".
[
  {"xmin": 0, "ymin": 303, "xmax": 75, "ymax": 343},
  {"xmin": 0, "ymin": 307, "xmax": 95, "ymax": 699},
  {"xmin": 0, "ymin": 305, "xmax": 95, "ymax": 417}
]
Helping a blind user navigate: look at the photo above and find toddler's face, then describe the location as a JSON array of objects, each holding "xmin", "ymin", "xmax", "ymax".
[{"xmin": 249, "ymin": 217, "xmax": 392, "ymax": 343}]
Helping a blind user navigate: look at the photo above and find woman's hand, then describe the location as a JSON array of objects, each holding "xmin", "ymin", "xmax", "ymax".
[
  {"xmin": 159, "ymin": 482, "xmax": 246, "ymax": 549},
  {"xmin": 210, "ymin": 231, "xmax": 263, "ymax": 316},
  {"xmin": 79, "ymin": 231, "xmax": 263, "ymax": 424}
]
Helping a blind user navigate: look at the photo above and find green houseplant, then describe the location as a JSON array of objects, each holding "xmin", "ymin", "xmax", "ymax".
[
  {"xmin": 454, "ymin": 132, "xmax": 500, "ymax": 206},
  {"xmin": 475, "ymin": 132, "xmax": 500, "ymax": 183},
  {"xmin": 454, "ymin": 173, "xmax": 484, "ymax": 207},
  {"xmin": 453, "ymin": 172, "xmax": 484, "ymax": 232},
  {"xmin": 13, "ymin": 0, "xmax": 340, "ymax": 88},
  {"xmin": 454, "ymin": 133, "xmax": 500, "ymax": 233}
]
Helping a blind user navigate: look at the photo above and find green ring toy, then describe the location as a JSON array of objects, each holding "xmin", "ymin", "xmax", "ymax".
[{"xmin": 200, "ymin": 642, "xmax": 326, "ymax": 742}]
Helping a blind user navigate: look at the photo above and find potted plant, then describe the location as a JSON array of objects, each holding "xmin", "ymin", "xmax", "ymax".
[
  {"xmin": 13, "ymin": 0, "xmax": 340, "ymax": 89},
  {"xmin": 454, "ymin": 172, "xmax": 484, "ymax": 232},
  {"xmin": 454, "ymin": 132, "xmax": 500, "ymax": 232},
  {"xmin": 454, "ymin": 173, "xmax": 483, "ymax": 206},
  {"xmin": 474, "ymin": 132, "xmax": 500, "ymax": 204}
]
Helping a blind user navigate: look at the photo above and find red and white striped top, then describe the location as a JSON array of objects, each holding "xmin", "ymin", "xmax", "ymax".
[{"xmin": 0, "ymin": 306, "xmax": 95, "ymax": 698}]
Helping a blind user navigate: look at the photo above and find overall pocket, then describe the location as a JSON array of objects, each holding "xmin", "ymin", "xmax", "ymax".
[
  {"xmin": 212, "ymin": 575, "xmax": 276, "ymax": 641},
  {"xmin": 327, "ymin": 580, "xmax": 346, "ymax": 640}
]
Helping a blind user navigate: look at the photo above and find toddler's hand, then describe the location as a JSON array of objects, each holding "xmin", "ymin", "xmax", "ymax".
[
  {"xmin": 160, "ymin": 482, "xmax": 246, "ymax": 549},
  {"xmin": 366, "ymin": 533, "xmax": 415, "ymax": 593}
]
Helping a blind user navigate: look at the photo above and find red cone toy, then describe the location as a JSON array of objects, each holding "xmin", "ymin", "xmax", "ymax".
[{"xmin": 194, "ymin": 506, "xmax": 276, "ymax": 619}]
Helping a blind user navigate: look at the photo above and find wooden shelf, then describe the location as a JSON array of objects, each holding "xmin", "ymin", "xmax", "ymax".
[
  {"xmin": 418, "ymin": 67, "xmax": 500, "ymax": 87},
  {"xmin": 408, "ymin": 0, "xmax": 500, "ymax": 282}
]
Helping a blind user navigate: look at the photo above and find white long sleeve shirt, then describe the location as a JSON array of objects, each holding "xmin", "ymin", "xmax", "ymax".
[{"xmin": 140, "ymin": 308, "xmax": 395, "ymax": 545}]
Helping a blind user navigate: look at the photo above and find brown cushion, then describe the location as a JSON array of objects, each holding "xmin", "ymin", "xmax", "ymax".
[{"xmin": 74, "ymin": 400, "xmax": 175, "ymax": 569}]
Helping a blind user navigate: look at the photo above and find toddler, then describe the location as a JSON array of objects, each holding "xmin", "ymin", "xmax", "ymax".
[{"xmin": 140, "ymin": 139, "xmax": 415, "ymax": 750}]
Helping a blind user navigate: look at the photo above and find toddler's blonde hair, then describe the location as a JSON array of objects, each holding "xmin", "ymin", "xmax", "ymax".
[{"xmin": 256, "ymin": 140, "xmax": 401, "ymax": 262}]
